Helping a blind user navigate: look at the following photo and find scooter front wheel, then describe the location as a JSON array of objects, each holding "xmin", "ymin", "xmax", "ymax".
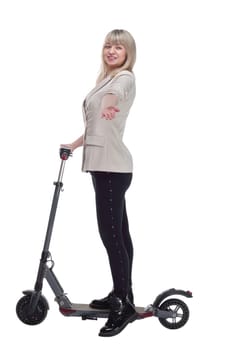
[
  {"xmin": 16, "ymin": 294, "xmax": 48, "ymax": 325},
  {"xmin": 158, "ymin": 298, "xmax": 189, "ymax": 329}
]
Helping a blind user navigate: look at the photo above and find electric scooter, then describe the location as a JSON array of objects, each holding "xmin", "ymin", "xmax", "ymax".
[{"xmin": 16, "ymin": 148, "xmax": 193, "ymax": 330}]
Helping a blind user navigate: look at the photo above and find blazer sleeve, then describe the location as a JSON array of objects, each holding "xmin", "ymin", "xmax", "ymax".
[{"xmin": 104, "ymin": 73, "xmax": 135, "ymax": 101}]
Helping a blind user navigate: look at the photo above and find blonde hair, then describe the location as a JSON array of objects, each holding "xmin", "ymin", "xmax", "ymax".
[{"xmin": 96, "ymin": 29, "xmax": 136, "ymax": 84}]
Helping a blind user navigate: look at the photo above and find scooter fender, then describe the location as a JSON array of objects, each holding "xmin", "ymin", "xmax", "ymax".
[{"xmin": 152, "ymin": 288, "xmax": 192, "ymax": 308}]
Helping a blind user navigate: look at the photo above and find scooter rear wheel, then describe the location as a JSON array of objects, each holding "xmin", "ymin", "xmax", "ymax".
[
  {"xmin": 16, "ymin": 294, "xmax": 48, "ymax": 325},
  {"xmin": 158, "ymin": 298, "xmax": 189, "ymax": 329}
]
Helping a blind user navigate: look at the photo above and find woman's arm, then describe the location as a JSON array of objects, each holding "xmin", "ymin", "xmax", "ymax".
[
  {"xmin": 60, "ymin": 134, "xmax": 84, "ymax": 152},
  {"xmin": 101, "ymin": 94, "xmax": 120, "ymax": 120},
  {"xmin": 60, "ymin": 94, "xmax": 119, "ymax": 150}
]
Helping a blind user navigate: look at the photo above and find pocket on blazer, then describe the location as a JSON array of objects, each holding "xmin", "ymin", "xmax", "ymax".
[{"xmin": 85, "ymin": 135, "xmax": 105, "ymax": 147}]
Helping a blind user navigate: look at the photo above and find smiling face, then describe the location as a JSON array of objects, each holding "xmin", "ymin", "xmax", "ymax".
[
  {"xmin": 96, "ymin": 29, "xmax": 136, "ymax": 84},
  {"xmin": 103, "ymin": 42, "xmax": 127, "ymax": 71}
]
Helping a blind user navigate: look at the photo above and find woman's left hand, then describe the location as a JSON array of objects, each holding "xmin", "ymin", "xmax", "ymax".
[{"xmin": 101, "ymin": 106, "xmax": 120, "ymax": 120}]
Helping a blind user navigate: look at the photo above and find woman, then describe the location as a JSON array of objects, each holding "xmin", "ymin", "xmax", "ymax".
[{"xmin": 62, "ymin": 29, "xmax": 137, "ymax": 337}]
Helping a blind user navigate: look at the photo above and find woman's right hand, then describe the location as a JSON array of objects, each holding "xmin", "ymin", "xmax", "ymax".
[{"xmin": 60, "ymin": 143, "xmax": 74, "ymax": 151}]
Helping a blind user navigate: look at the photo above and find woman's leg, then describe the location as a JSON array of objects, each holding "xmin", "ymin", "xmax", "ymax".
[
  {"xmin": 91, "ymin": 172, "xmax": 133, "ymax": 299},
  {"xmin": 91, "ymin": 172, "xmax": 137, "ymax": 337},
  {"xmin": 121, "ymin": 200, "xmax": 134, "ymax": 301}
]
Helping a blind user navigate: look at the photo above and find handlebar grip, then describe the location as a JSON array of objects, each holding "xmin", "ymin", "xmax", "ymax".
[{"xmin": 59, "ymin": 148, "xmax": 72, "ymax": 160}]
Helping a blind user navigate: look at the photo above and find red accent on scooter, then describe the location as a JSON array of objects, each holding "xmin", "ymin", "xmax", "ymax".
[
  {"xmin": 60, "ymin": 307, "xmax": 76, "ymax": 315},
  {"xmin": 61, "ymin": 154, "xmax": 68, "ymax": 160},
  {"xmin": 137, "ymin": 311, "xmax": 154, "ymax": 319}
]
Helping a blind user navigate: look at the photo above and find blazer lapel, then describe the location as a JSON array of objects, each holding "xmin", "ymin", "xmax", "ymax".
[
  {"xmin": 85, "ymin": 76, "xmax": 112, "ymax": 102},
  {"xmin": 84, "ymin": 71, "xmax": 132, "ymax": 107},
  {"xmin": 82, "ymin": 76, "xmax": 113, "ymax": 123}
]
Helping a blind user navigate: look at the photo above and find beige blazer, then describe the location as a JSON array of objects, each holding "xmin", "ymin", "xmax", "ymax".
[{"xmin": 82, "ymin": 70, "xmax": 136, "ymax": 172}]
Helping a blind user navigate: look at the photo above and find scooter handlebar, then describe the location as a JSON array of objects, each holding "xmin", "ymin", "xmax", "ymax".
[{"xmin": 59, "ymin": 148, "xmax": 72, "ymax": 160}]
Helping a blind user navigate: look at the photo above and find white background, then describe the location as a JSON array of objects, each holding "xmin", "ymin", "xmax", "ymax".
[{"xmin": 1, "ymin": 0, "xmax": 232, "ymax": 348}]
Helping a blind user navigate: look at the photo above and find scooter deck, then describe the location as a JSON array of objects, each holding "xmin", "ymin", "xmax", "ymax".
[{"xmin": 59, "ymin": 303, "xmax": 154, "ymax": 320}]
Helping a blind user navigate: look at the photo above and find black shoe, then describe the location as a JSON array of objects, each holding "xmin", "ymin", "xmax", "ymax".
[
  {"xmin": 90, "ymin": 289, "xmax": 134, "ymax": 310},
  {"xmin": 89, "ymin": 291, "xmax": 114, "ymax": 310},
  {"xmin": 99, "ymin": 296, "xmax": 137, "ymax": 337},
  {"xmin": 128, "ymin": 289, "xmax": 134, "ymax": 305}
]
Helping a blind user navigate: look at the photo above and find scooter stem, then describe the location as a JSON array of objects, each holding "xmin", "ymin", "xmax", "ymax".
[
  {"xmin": 34, "ymin": 149, "xmax": 72, "ymax": 292},
  {"xmin": 58, "ymin": 148, "xmax": 72, "ymax": 182},
  {"xmin": 43, "ymin": 148, "xmax": 72, "ymax": 252}
]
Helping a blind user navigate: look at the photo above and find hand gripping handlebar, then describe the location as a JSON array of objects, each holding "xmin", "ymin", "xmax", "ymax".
[
  {"xmin": 59, "ymin": 148, "xmax": 72, "ymax": 160},
  {"xmin": 57, "ymin": 148, "xmax": 72, "ymax": 183}
]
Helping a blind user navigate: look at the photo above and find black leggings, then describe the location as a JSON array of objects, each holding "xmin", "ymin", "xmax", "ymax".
[{"xmin": 91, "ymin": 171, "xmax": 133, "ymax": 299}]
